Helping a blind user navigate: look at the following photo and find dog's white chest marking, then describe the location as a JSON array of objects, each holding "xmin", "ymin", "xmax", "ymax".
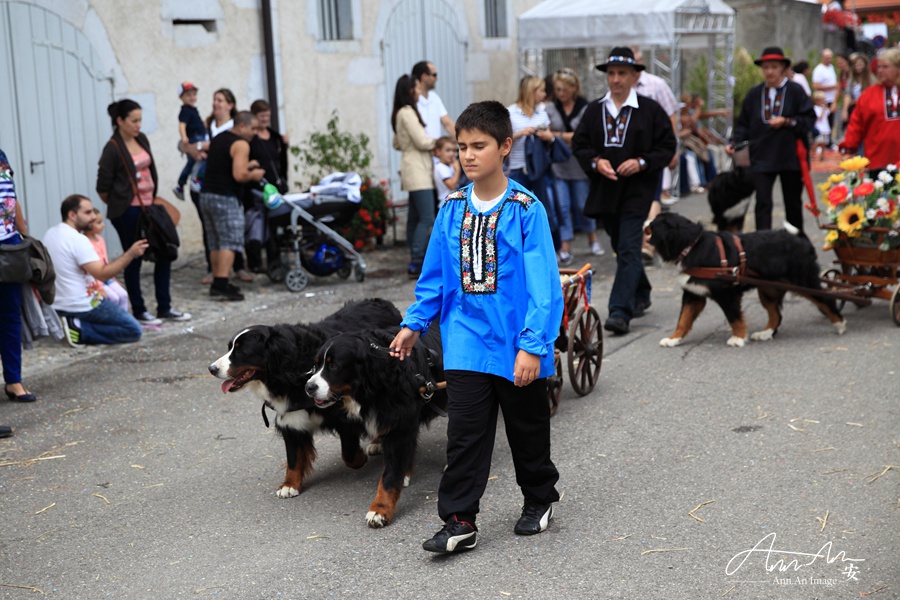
[
  {"xmin": 275, "ymin": 409, "xmax": 324, "ymax": 433},
  {"xmin": 677, "ymin": 273, "xmax": 711, "ymax": 297}
]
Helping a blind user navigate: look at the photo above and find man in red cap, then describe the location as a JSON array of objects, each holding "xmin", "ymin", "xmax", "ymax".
[{"xmin": 727, "ymin": 46, "xmax": 815, "ymax": 232}]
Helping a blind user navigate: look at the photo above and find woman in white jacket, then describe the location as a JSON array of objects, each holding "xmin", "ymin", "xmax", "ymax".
[{"xmin": 392, "ymin": 74, "xmax": 436, "ymax": 278}]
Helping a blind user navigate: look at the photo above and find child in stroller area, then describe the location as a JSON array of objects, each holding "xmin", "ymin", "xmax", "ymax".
[{"xmin": 249, "ymin": 172, "xmax": 368, "ymax": 292}]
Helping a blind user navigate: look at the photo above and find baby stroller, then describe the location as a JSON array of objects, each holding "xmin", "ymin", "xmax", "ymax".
[{"xmin": 254, "ymin": 173, "xmax": 368, "ymax": 293}]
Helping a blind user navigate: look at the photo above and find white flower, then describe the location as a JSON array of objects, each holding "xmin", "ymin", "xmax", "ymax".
[
  {"xmin": 874, "ymin": 180, "xmax": 885, "ymax": 190},
  {"xmin": 866, "ymin": 209, "xmax": 877, "ymax": 220},
  {"xmin": 878, "ymin": 171, "xmax": 893, "ymax": 183},
  {"xmin": 877, "ymin": 198, "xmax": 890, "ymax": 210},
  {"xmin": 886, "ymin": 164, "xmax": 898, "ymax": 173}
]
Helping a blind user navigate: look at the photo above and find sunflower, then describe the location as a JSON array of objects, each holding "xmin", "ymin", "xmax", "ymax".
[
  {"xmin": 839, "ymin": 156, "xmax": 870, "ymax": 172},
  {"xmin": 817, "ymin": 181, "xmax": 831, "ymax": 192},
  {"xmin": 828, "ymin": 173, "xmax": 845, "ymax": 184},
  {"xmin": 837, "ymin": 204, "xmax": 867, "ymax": 237},
  {"xmin": 822, "ymin": 230, "xmax": 840, "ymax": 250}
]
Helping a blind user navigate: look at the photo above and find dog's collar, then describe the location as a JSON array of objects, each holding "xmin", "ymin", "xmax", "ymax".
[{"xmin": 676, "ymin": 234, "xmax": 703, "ymax": 265}]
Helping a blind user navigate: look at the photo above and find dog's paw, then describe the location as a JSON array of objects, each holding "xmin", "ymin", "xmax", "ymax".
[
  {"xmin": 366, "ymin": 511, "xmax": 389, "ymax": 528},
  {"xmin": 834, "ymin": 319, "xmax": 847, "ymax": 335},
  {"xmin": 659, "ymin": 337, "xmax": 683, "ymax": 347},
  {"xmin": 343, "ymin": 448, "xmax": 368, "ymax": 469},
  {"xmin": 276, "ymin": 485, "xmax": 300, "ymax": 499},
  {"xmin": 366, "ymin": 442, "xmax": 383, "ymax": 456},
  {"xmin": 726, "ymin": 336, "xmax": 747, "ymax": 347},
  {"xmin": 750, "ymin": 329, "xmax": 775, "ymax": 341}
]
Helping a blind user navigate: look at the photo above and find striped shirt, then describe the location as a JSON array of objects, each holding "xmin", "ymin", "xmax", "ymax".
[
  {"xmin": 634, "ymin": 72, "xmax": 679, "ymax": 117},
  {"xmin": 507, "ymin": 103, "xmax": 550, "ymax": 170},
  {"xmin": 0, "ymin": 149, "xmax": 18, "ymax": 241}
]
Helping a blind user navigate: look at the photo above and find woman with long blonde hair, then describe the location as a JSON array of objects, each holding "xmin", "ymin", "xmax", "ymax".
[{"xmin": 506, "ymin": 76, "xmax": 560, "ymax": 254}]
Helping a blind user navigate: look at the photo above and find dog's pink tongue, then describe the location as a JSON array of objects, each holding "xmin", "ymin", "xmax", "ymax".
[{"xmin": 221, "ymin": 379, "xmax": 235, "ymax": 394}]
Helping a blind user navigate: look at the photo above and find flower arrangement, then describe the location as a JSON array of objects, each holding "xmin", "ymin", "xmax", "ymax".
[
  {"xmin": 822, "ymin": 8, "xmax": 860, "ymax": 31},
  {"xmin": 817, "ymin": 156, "xmax": 900, "ymax": 252},
  {"xmin": 341, "ymin": 178, "xmax": 393, "ymax": 250}
]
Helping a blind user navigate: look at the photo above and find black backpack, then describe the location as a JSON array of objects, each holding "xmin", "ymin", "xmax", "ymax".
[{"xmin": 137, "ymin": 203, "xmax": 179, "ymax": 263}]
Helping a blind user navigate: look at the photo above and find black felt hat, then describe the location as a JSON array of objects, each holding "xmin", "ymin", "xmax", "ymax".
[
  {"xmin": 754, "ymin": 46, "xmax": 792, "ymax": 68},
  {"xmin": 596, "ymin": 47, "xmax": 646, "ymax": 72}
]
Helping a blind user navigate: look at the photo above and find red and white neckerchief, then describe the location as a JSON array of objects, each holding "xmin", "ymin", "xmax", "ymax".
[
  {"xmin": 762, "ymin": 80, "xmax": 788, "ymax": 121},
  {"xmin": 885, "ymin": 85, "xmax": 899, "ymax": 121}
]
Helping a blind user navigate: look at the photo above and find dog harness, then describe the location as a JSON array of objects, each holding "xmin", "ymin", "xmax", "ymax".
[{"xmin": 681, "ymin": 234, "xmax": 757, "ymax": 281}]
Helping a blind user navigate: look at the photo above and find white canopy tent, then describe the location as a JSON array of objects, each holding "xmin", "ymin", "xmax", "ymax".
[{"xmin": 518, "ymin": 0, "xmax": 736, "ymax": 134}]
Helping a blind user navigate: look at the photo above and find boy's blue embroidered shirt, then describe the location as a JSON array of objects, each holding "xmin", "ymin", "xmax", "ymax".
[{"xmin": 401, "ymin": 179, "xmax": 563, "ymax": 381}]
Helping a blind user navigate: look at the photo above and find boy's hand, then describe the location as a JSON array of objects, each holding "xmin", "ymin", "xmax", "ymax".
[
  {"xmin": 513, "ymin": 350, "xmax": 540, "ymax": 387},
  {"xmin": 389, "ymin": 327, "xmax": 421, "ymax": 361}
]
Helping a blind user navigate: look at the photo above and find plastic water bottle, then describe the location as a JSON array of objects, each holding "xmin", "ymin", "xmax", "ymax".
[{"xmin": 262, "ymin": 181, "xmax": 283, "ymax": 210}]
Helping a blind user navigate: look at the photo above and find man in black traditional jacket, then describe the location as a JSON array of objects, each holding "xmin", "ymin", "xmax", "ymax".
[
  {"xmin": 727, "ymin": 46, "xmax": 815, "ymax": 232},
  {"xmin": 572, "ymin": 47, "xmax": 677, "ymax": 335}
]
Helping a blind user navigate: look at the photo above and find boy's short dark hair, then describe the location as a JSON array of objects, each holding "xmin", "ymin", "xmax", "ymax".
[{"xmin": 455, "ymin": 101, "xmax": 512, "ymax": 148}]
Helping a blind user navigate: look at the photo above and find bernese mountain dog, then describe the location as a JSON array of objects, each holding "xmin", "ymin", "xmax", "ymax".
[
  {"xmin": 706, "ymin": 167, "xmax": 757, "ymax": 232},
  {"xmin": 304, "ymin": 326, "xmax": 447, "ymax": 528},
  {"xmin": 208, "ymin": 298, "xmax": 402, "ymax": 498},
  {"xmin": 647, "ymin": 212, "xmax": 846, "ymax": 347}
]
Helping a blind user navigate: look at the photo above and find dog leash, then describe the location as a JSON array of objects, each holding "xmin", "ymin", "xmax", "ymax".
[{"xmin": 369, "ymin": 342, "xmax": 448, "ymax": 417}]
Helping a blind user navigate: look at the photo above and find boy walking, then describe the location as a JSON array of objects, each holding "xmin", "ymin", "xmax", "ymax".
[
  {"xmin": 174, "ymin": 82, "xmax": 207, "ymax": 199},
  {"xmin": 390, "ymin": 101, "xmax": 563, "ymax": 553}
]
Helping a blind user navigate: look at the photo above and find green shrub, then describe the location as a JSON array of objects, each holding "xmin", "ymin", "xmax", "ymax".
[{"xmin": 290, "ymin": 111, "xmax": 372, "ymax": 190}]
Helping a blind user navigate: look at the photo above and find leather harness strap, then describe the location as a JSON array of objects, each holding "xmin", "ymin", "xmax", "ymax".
[{"xmin": 682, "ymin": 234, "xmax": 756, "ymax": 281}]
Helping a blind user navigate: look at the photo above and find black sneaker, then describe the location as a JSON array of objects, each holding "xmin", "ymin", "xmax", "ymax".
[
  {"xmin": 210, "ymin": 284, "xmax": 244, "ymax": 301},
  {"xmin": 514, "ymin": 502, "xmax": 553, "ymax": 536},
  {"xmin": 604, "ymin": 316, "xmax": 630, "ymax": 335},
  {"xmin": 158, "ymin": 309, "xmax": 192, "ymax": 321},
  {"xmin": 60, "ymin": 316, "xmax": 83, "ymax": 348},
  {"xmin": 633, "ymin": 300, "xmax": 651, "ymax": 319},
  {"xmin": 422, "ymin": 516, "xmax": 477, "ymax": 553}
]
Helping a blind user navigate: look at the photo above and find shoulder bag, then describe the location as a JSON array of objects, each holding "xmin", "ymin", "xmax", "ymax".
[
  {"xmin": 113, "ymin": 139, "xmax": 180, "ymax": 262},
  {"xmin": 0, "ymin": 236, "xmax": 33, "ymax": 283}
]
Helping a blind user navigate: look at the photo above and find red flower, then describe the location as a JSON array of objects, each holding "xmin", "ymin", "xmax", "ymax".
[
  {"xmin": 353, "ymin": 239, "xmax": 364, "ymax": 250},
  {"xmin": 828, "ymin": 185, "xmax": 849, "ymax": 207},
  {"xmin": 853, "ymin": 182, "xmax": 874, "ymax": 197},
  {"xmin": 360, "ymin": 185, "xmax": 368, "ymax": 192}
]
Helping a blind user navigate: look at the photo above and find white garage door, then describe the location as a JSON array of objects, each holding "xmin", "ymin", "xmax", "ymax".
[
  {"xmin": 0, "ymin": 1, "xmax": 112, "ymax": 241},
  {"xmin": 382, "ymin": 0, "xmax": 468, "ymax": 202}
]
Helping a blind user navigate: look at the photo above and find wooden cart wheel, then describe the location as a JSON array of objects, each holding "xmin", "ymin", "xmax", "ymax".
[
  {"xmin": 567, "ymin": 305, "xmax": 603, "ymax": 396},
  {"xmin": 891, "ymin": 285, "xmax": 900, "ymax": 326},
  {"xmin": 547, "ymin": 350, "xmax": 563, "ymax": 417},
  {"xmin": 821, "ymin": 268, "xmax": 847, "ymax": 312}
]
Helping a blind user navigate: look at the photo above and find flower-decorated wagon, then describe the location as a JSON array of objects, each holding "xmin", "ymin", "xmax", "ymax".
[{"xmin": 812, "ymin": 156, "xmax": 900, "ymax": 325}]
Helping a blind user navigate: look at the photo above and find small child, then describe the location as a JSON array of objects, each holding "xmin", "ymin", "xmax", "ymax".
[
  {"xmin": 84, "ymin": 209, "xmax": 129, "ymax": 312},
  {"xmin": 812, "ymin": 91, "xmax": 831, "ymax": 161},
  {"xmin": 174, "ymin": 82, "xmax": 208, "ymax": 199},
  {"xmin": 432, "ymin": 136, "xmax": 461, "ymax": 208},
  {"xmin": 390, "ymin": 101, "xmax": 563, "ymax": 554}
]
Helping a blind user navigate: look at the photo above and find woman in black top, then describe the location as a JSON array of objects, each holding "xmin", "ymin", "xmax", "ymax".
[
  {"xmin": 244, "ymin": 100, "xmax": 289, "ymax": 272},
  {"xmin": 97, "ymin": 99, "xmax": 191, "ymax": 324}
]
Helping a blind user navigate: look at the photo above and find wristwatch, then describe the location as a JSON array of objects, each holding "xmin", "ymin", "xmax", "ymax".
[
  {"xmin": 196, "ymin": 142, "xmax": 203, "ymax": 151},
  {"xmin": 637, "ymin": 157, "xmax": 647, "ymax": 171}
]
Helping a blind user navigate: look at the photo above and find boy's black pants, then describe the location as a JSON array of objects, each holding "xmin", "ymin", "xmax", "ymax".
[{"xmin": 437, "ymin": 370, "xmax": 560, "ymax": 524}]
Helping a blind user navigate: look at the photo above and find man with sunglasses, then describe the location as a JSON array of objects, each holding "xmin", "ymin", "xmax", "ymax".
[{"xmin": 412, "ymin": 61, "xmax": 456, "ymax": 139}]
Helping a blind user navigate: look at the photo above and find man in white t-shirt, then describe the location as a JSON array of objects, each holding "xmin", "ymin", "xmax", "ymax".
[
  {"xmin": 812, "ymin": 49, "xmax": 839, "ymax": 143},
  {"xmin": 43, "ymin": 194, "xmax": 147, "ymax": 346},
  {"xmin": 413, "ymin": 61, "xmax": 455, "ymax": 139}
]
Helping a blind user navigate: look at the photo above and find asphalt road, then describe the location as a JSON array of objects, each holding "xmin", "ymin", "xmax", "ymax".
[{"xmin": 1, "ymin": 185, "xmax": 898, "ymax": 599}]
